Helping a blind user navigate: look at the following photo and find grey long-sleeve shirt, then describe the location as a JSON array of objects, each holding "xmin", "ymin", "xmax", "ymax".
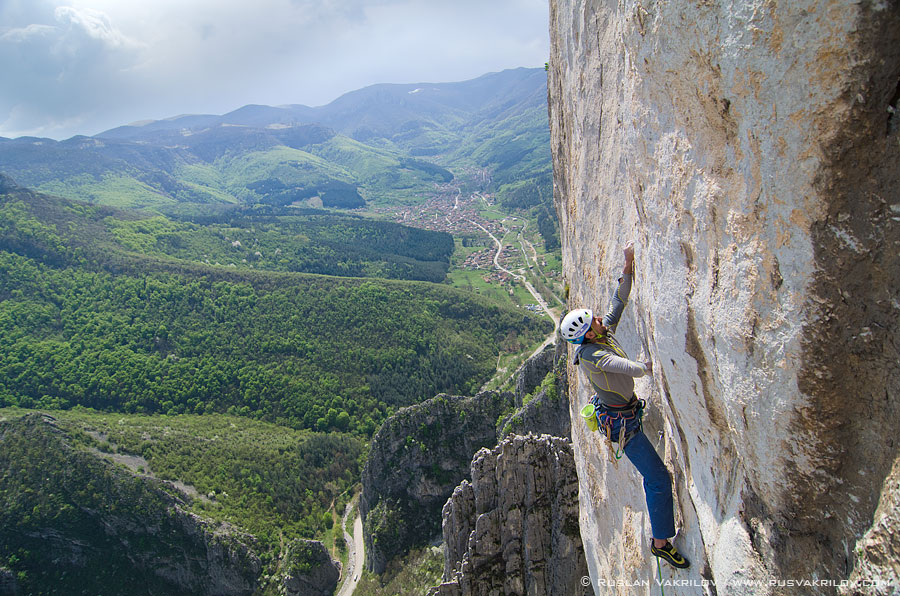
[{"xmin": 573, "ymin": 274, "xmax": 648, "ymax": 407}]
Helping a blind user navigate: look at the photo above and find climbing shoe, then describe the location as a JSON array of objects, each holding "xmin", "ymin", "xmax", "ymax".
[{"xmin": 650, "ymin": 540, "xmax": 690, "ymax": 569}]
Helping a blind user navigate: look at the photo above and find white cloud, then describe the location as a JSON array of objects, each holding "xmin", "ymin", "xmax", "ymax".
[
  {"xmin": 0, "ymin": 0, "xmax": 549, "ymax": 139},
  {"xmin": 53, "ymin": 6, "xmax": 142, "ymax": 49},
  {"xmin": 0, "ymin": 24, "xmax": 57, "ymax": 42}
]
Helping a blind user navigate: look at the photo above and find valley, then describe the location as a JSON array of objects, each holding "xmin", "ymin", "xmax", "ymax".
[
  {"xmin": 0, "ymin": 67, "xmax": 559, "ymax": 595},
  {"xmin": 376, "ymin": 184, "xmax": 563, "ymax": 317}
]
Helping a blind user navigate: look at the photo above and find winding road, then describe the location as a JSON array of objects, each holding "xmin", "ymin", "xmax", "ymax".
[
  {"xmin": 467, "ymin": 218, "xmax": 556, "ymax": 322},
  {"xmin": 336, "ymin": 500, "xmax": 364, "ymax": 596}
]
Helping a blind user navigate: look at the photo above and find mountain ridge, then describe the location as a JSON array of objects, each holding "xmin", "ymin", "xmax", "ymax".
[
  {"xmin": 97, "ymin": 68, "xmax": 545, "ymax": 142},
  {"xmin": 0, "ymin": 67, "xmax": 550, "ymax": 214}
]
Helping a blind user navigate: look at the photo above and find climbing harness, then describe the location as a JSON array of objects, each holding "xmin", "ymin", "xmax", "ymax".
[{"xmin": 588, "ymin": 394, "xmax": 645, "ymax": 462}]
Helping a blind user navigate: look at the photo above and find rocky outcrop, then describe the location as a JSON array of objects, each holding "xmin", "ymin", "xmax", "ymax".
[
  {"xmin": 428, "ymin": 434, "xmax": 589, "ymax": 596},
  {"xmin": 0, "ymin": 415, "xmax": 264, "ymax": 595},
  {"xmin": 514, "ymin": 344, "xmax": 556, "ymax": 405},
  {"xmin": 549, "ymin": 0, "xmax": 900, "ymax": 593},
  {"xmin": 361, "ymin": 345, "xmax": 577, "ymax": 575},
  {"xmin": 146, "ymin": 510, "xmax": 262, "ymax": 595},
  {"xmin": 842, "ymin": 457, "xmax": 900, "ymax": 596},
  {"xmin": 500, "ymin": 342, "xmax": 571, "ymax": 440},
  {"xmin": 361, "ymin": 391, "xmax": 516, "ymax": 574},
  {"xmin": 0, "ymin": 174, "xmax": 18, "ymax": 194},
  {"xmin": 281, "ymin": 540, "xmax": 341, "ymax": 596}
]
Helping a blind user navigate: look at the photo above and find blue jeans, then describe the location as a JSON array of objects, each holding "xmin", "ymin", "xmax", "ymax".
[{"xmin": 602, "ymin": 411, "xmax": 676, "ymax": 539}]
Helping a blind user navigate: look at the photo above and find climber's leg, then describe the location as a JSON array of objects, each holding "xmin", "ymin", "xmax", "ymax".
[{"xmin": 623, "ymin": 431, "xmax": 676, "ymax": 539}]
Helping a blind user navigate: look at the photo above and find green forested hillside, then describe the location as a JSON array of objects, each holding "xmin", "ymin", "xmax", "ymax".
[
  {"xmin": 0, "ymin": 182, "xmax": 454, "ymax": 281},
  {"xmin": 38, "ymin": 410, "xmax": 362, "ymax": 544},
  {"xmin": 0, "ymin": 184, "xmax": 548, "ymax": 434},
  {"xmin": 0, "ymin": 67, "xmax": 560, "ymax": 595},
  {"xmin": 0, "ymin": 123, "xmax": 454, "ymax": 212},
  {"xmin": 0, "ymin": 69, "xmax": 549, "ymax": 213},
  {"xmin": 0, "ymin": 411, "xmax": 362, "ymax": 594},
  {"xmin": 0, "ymin": 414, "xmax": 248, "ymax": 595}
]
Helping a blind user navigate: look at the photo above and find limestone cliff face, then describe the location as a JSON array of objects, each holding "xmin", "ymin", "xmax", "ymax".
[
  {"xmin": 429, "ymin": 434, "xmax": 589, "ymax": 596},
  {"xmin": 0, "ymin": 174, "xmax": 18, "ymax": 194},
  {"xmin": 361, "ymin": 391, "xmax": 517, "ymax": 574},
  {"xmin": 362, "ymin": 346, "xmax": 575, "ymax": 575},
  {"xmin": 281, "ymin": 539, "xmax": 341, "ymax": 596},
  {"xmin": 549, "ymin": 0, "xmax": 900, "ymax": 593},
  {"xmin": 500, "ymin": 343, "xmax": 572, "ymax": 439}
]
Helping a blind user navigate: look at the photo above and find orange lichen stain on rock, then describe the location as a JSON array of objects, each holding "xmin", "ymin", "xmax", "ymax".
[
  {"xmin": 775, "ymin": 228, "xmax": 792, "ymax": 248},
  {"xmin": 745, "ymin": 129, "xmax": 763, "ymax": 201},
  {"xmin": 621, "ymin": 507, "xmax": 645, "ymax": 572},
  {"xmin": 767, "ymin": 24, "xmax": 784, "ymax": 54},
  {"xmin": 811, "ymin": 2, "xmax": 856, "ymax": 87},
  {"xmin": 789, "ymin": 208, "xmax": 810, "ymax": 230},
  {"xmin": 776, "ymin": 135, "xmax": 788, "ymax": 159},
  {"xmin": 762, "ymin": 0, "xmax": 783, "ymax": 53}
]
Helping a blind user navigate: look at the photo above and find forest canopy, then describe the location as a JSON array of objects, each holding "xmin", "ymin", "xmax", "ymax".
[{"xmin": 0, "ymin": 187, "xmax": 550, "ymax": 435}]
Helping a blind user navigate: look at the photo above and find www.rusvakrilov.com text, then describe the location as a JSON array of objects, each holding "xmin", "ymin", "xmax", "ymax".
[{"xmin": 582, "ymin": 577, "xmax": 892, "ymax": 589}]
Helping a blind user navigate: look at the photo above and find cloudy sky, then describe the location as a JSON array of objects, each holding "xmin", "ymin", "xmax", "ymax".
[{"xmin": 0, "ymin": 0, "xmax": 549, "ymax": 140}]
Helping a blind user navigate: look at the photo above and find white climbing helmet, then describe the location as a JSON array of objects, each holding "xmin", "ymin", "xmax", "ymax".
[{"xmin": 559, "ymin": 309, "xmax": 593, "ymax": 344}]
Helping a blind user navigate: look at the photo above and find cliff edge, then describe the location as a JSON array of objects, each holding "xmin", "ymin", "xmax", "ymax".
[{"xmin": 549, "ymin": 1, "xmax": 899, "ymax": 594}]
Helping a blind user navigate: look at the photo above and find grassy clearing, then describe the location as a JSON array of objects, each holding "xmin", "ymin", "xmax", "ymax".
[
  {"xmin": 447, "ymin": 269, "xmax": 517, "ymax": 306},
  {"xmin": 476, "ymin": 204, "xmax": 506, "ymax": 221},
  {"xmin": 36, "ymin": 174, "xmax": 180, "ymax": 211},
  {"xmin": 481, "ymin": 335, "xmax": 551, "ymax": 393}
]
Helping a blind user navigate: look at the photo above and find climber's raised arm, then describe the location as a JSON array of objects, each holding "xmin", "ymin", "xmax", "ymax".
[{"xmin": 602, "ymin": 242, "xmax": 635, "ymax": 332}]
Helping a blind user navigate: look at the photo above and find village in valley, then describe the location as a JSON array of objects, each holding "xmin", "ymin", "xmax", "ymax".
[{"xmin": 371, "ymin": 182, "xmax": 562, "ymax": 322}]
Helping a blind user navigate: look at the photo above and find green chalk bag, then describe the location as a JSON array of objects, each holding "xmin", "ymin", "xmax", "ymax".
[{"xmin": 580, "ymin": 403, "xmax": 598, "ymax": 432}]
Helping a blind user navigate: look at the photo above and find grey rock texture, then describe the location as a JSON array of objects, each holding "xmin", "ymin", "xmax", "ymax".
[
  {"xmin": 282, "ymin": 540, "xmax": 341, "ymax": 596},
  {"xmin": 841, "ymin": 456, "xmax": 900, "ymax": 596},
  {"xmin": 0, "ymin": 174, "xmax": 18, "ymax": 194},
  {"xmin": 514, "ymin": 344, "xmax": 556, "ymax": 407},
  {"xmin": 361, "ymin": 345, "xmax": 577, "ymax": 575},
  {"xmin": 150, "ymin": 511, "xmax": 262, "ymax": 596},
  {"xmin": 429, "ymin": 434, "xmax": 589, "ymax": 596},
  {"xmin": 549, "ymin": 0, "xmax": 900, "ymax": 593},
  {"xmin": 361, "ymin": 391, "xmax": 516, "ymax": 574}
]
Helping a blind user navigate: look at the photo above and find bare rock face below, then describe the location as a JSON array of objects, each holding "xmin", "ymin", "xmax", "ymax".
[
  {"xmin": 361, "ymin": 345, "xmax": 574, "ymax": 575},
  {"xmin": 361, "ymin": 390, "xmax": 516, "ymax": 574},
  {"xmin": 500, "ymin": 343, "xmax": 571, "ymax": 440},
  {"xmin": 281, "ymin": 539, "xmax": 340, "ymax": 596},
  {"xmin": 428, "ymin": 434, "xmax": 589, "ymax": 596},
  {"xmin": 549, "ymin": 0, "xmax": 900, "ymax": 593}
]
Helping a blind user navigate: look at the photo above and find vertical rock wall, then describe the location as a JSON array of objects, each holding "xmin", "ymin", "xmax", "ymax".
[
  {"xmin": 361, "ymin": 391, "xmax": 516, "ymax": 574},
  {"xmin": 429, "ymin": 434, "xmax": 589, "ymax": 596},
  {"xmin": 548, "ymin": 1, "xmax": 900, "ymax": 594}
]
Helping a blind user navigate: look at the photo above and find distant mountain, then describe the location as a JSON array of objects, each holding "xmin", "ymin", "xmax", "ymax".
[
  {"xmin": 0, "ymin": 68, "xmax": 549, "ymax": 213},
  {"xmin": 99, "ymin": 68, "xmax": 546, "ymax": 146}
]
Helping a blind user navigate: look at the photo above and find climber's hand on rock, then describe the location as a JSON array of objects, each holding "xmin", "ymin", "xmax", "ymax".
[
  {"xmin": 623, "ymin": 242, "xmax": 635, "ymax": 264},
  {"xmin": 642, "ymin": 360, "xmax": 653, "ymax": 374}
]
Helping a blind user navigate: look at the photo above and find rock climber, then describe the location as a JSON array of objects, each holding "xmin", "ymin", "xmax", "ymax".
[{"xmin": 559, "ymin": 242, "xmax": 690, "ymax": 569}]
